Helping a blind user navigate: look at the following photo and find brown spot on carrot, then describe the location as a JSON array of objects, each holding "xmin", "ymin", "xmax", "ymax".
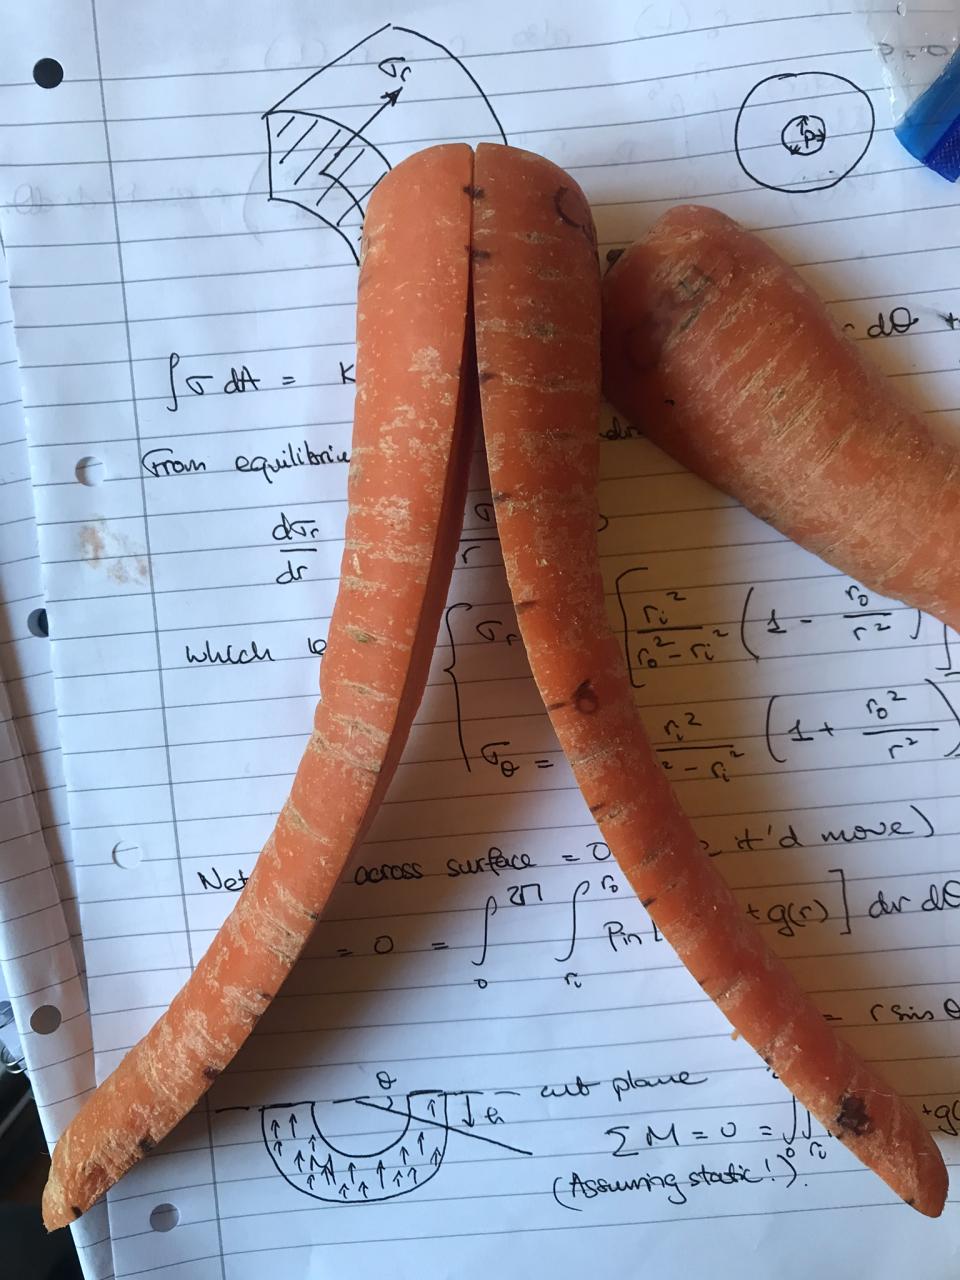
[
  {"xmin": 463, "ymin": 184, "xmax": 486, "ymax": 199},
  {"xmin": 641, "ymin": 895, "xmax": 657, "ymax": 908},
  {"xmin": 606, "ymin": 247, "xmax": 625, "ymax": 266},
  {"xmin": 202, "ymin": 1066, "xmax": 220, "ymax": 1081},
  {"xmin": 478, "ymin": 369, "xmax": 498, "ymax": 383},
  {"xmin": 664, "ymin": 398, "xmax": 675, "ymax": 406},
  {"xmin": 546, "ymin": 700, "xmax": 567, "ymax": 712},
  {"xmin": 589, "ymin": 802, "xmax": 605, "ymax": 815},
  {"xmin": 676, "ymin": 267, "xmax": 713, "ymax": 299},
  {"xmin": 258, "ymin": 992, "xmax": 274, "ymax": 1001},
  {"xmin": 491, "ymin": 491, "xmax": 512, "ymax": 503},
  {"xmin": 573, "ymin": 679, "xmax": 599, "ymax": 714},
  {"xmin": 530, "ymin": 320, "xmax": 559, "ymax": 340},
  {"xmin": 907, "ymin": 1197, "xmax": 915, "ymax": 1206},
  {"xmin": 515, "ymin": 599, "xmax": 538, "ymax": 614},
  {"xmin": 137, "ymin": 1136, "xmax": 156, "ymax": 1153},
  {"xmin": 72, "ymin": 1206, "xmax": 83, "ymax": 1219},
  {"xmin": 836, "ymin": 1093, "xmax": 873, "ymax": 1137},
  {"xmin": 552, "ymin": 186, "xmax": 597, "ymax": 249},
  {"xmin": 676, "ymin": 303, "xmax": 709, "ymax": 336},
  {"xmin": 307, "ymin": 911, "xmax": 319, "ymax": 921},
  {"xmin": 470, "ymin": 247, "xmax": 492, "ymax": 262}
]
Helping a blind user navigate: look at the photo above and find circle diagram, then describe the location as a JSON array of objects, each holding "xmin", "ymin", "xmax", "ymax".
[
  {"xmin": 735, "ymin": 72, "xmax": 875, "ymax": 193},
  {"xmin": 780, "ymin": 114, "xmax": 826, "ymax": 156}
]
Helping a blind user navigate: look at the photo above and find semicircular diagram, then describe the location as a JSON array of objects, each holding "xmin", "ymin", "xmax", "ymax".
[
  {"xmin": 262, "ymin": 1091, "xmax": 450, "ymax": 1204},
  {"xmin": 263, "ymin": 22, "xmax": 508, "ymax": 262}
]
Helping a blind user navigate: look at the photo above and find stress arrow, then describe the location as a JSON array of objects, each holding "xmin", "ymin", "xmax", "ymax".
[
  {"xmin": 272, "ymin": 1139, "xmax": 283, "ymax": 1157},
  {"xmin": 358, "ymin": 1181, "xmax": 369, "ymax": 1200},
  {"xmin": 293, "ymin": 1150, "xmax": 305, "ymax": 1172},
  {"xmin": 270, "ymin": 1118, "xmax": 280, "ymax": 1139},
  {"xmin": 376, "ymin": 1159, "xmax": 385, "ymax": 1189},
  {"xmin": 288, "ymin": 1113, "xmax": 298, "ymax": 1139},
  {"xmin": 347, "ymin": 1161, "xmax": 357, "ymax": 1185},
  {"xmin": 399, "ymin": 1146, "xmax": 409, "ymax": 1165}
]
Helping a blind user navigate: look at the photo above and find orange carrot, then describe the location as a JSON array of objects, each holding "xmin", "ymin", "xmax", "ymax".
[
  {"xmin": 602, "ymin": 204, "xmax": 960, "ymax": 630},
  {"xmin": 472, "ymin": 143, "xmax": 948, "ymax": 1215},
  {"xmin": 41, "ymin": 143, "xmax": 478, "ymax": 1229}
]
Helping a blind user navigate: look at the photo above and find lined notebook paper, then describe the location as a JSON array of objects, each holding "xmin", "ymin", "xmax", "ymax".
[
  {"xmin": 0, "ymin": 256, "xmax": 113, "ymax": 1278},
  {"xmin": 1, "ymin": 1, "xmax": 960, "ymax": 1276}
]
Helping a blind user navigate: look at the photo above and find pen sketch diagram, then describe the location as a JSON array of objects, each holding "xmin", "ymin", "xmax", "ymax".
[
  {"xmin": 263, "ymin": 22, "xmax": 508, "ymax": 262},
  {"xmin": 259, "ymin": 1087, "xmax": 531, "ymax": 1205},
  {"xmin": 734, "ymin": 71, "xmax": 875, "ymax": 193}
]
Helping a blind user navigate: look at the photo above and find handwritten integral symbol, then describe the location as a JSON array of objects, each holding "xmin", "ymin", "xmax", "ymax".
[
  {"xmin": 734, "ymin": 71, "xmax": 875, "ymax": 193},
  {"xmin": 263, "ymin": 22, "xmax": 507, "ymax": 263}
]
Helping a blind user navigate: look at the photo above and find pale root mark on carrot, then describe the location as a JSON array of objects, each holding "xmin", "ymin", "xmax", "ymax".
[
  {"xmin": 601, "ymin": 203, "xmax": 960, "ymax": 633},
  {"xmin": 472, "ymin": 142, "xmax": 947, "ymax": 1217},
  {"xmin": 41, "ymin": 143, "xmax": 477, "ymax": 1230}
]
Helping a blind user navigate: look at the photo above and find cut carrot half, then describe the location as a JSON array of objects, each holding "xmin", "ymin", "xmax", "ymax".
[
  {"xmin": 41, "ymin": 143, "xmax": 477, "ymax": 1230},
  {"xmin": 471, "ymin": 141, "xmax": 948, "ymax": 1218}
]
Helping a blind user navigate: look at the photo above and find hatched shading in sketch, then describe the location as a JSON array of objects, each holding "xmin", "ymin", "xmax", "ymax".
[{"xmin": 263, "ymin": 22, "xmax": 508, "ymax": 262}]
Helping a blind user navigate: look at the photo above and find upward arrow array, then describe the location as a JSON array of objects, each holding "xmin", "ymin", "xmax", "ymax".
[{"xmin": 261, "ymin": 1094, "xmax": 449, "ymax": 1204}]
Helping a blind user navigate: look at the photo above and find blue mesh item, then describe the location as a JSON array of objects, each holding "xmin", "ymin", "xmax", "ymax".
[{"xmin": 895, "ymin": 45, "xmax": 960, "ymax": 181}]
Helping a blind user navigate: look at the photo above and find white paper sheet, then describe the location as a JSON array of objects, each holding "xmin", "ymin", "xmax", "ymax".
[
  {"xmin": 0, "ymin": 256, "xmax": 80, "ymax": 945},
  {"xmin": 1, "ymin": 2, "xmax": 959, "ymax": 1276},
  {"xmin": 0, "ymin": 254, "xmax": 113, "ymax": 1276}
]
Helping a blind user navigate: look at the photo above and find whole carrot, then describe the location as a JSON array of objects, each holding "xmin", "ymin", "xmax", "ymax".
[
  {"xmin": 601, "ymin": 204, "xmax": 960, "ymax": 630},
  {"xmin": 41, "ymin": 143, "xmax": 477, "ymax": 1229},
  {"xmin": 472, "ymin": 143, "xmax": 948, "ymax": 1215}
]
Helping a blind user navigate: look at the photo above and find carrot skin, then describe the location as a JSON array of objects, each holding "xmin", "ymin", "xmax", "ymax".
[
  {"xmin": 601, "ymin": 204, "xmax": 960, "ymax": 630},
  {"xmin": 472, "ymin": 145, "xmax": 947, "ymax": 1216},
  {"xmin": 41, "ymin": 143, "xmax": 477, "ymax": 1230}
]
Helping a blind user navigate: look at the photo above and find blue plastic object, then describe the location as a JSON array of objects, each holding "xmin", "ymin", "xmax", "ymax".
[{"xmin": 895, "ymin": 45, "xmax": 960, "ymax": 181}]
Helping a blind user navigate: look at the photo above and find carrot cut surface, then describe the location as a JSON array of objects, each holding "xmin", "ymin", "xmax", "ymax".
[
  {"xmin": 42, "ymin": 143, "xmax": 477, "ymax": 1230},
  {"xmin": 472, "ymin": 144, "xmax": 947, "ymax": 1217}
]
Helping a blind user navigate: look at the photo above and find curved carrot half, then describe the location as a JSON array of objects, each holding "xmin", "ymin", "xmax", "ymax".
[
  {"xmin": 601, "ymin": 204, "xmax": 960, "ymax": 630},
  {"xmin": 472, "ymin": 143, "xmax": 948, "ymax": 1215},
  {"xmin": 42, "ymin": 143, "xmax": 477, "ymax": 1229}
]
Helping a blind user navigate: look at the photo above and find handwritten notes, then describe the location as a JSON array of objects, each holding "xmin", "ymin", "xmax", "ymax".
[{"xmin": 1, "ymin": 2, "xmax": 960, "ymax": 1276}]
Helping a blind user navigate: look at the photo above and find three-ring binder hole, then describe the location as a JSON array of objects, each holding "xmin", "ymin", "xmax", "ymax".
[
  {"xmin": 27, "ymin": 608, "xmax": 49, "ymax": 637},
  {"xmin": 149, "ymin": 1204, "xmax": 180, "ymax": 1232},
  {"xmin": 112, "ymin": 840, "xmax": 142, "ymax": 870},
  {"xmin": 75, "ymin": 456, "xmax": 104, "ymax": 486},
  {"xmin": 30, "ymin": 1004, "xmax": 62, "ymax": 1035},
  {"xmin": 33, "ymin": 59, "xmax": 64, "ymax": 89}
]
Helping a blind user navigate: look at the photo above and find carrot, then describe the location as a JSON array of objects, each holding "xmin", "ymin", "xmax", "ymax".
[
  {"xmin": 41, "ymin": 143, "xmax": 478, "ymax": 1229},
  {"xmin": 601, "ymin": 204, "xmax": 960, "ymax": 630},
  {"xmin": 472, "ymin": 143, "xmax": 948, "ymax": 1215}
]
